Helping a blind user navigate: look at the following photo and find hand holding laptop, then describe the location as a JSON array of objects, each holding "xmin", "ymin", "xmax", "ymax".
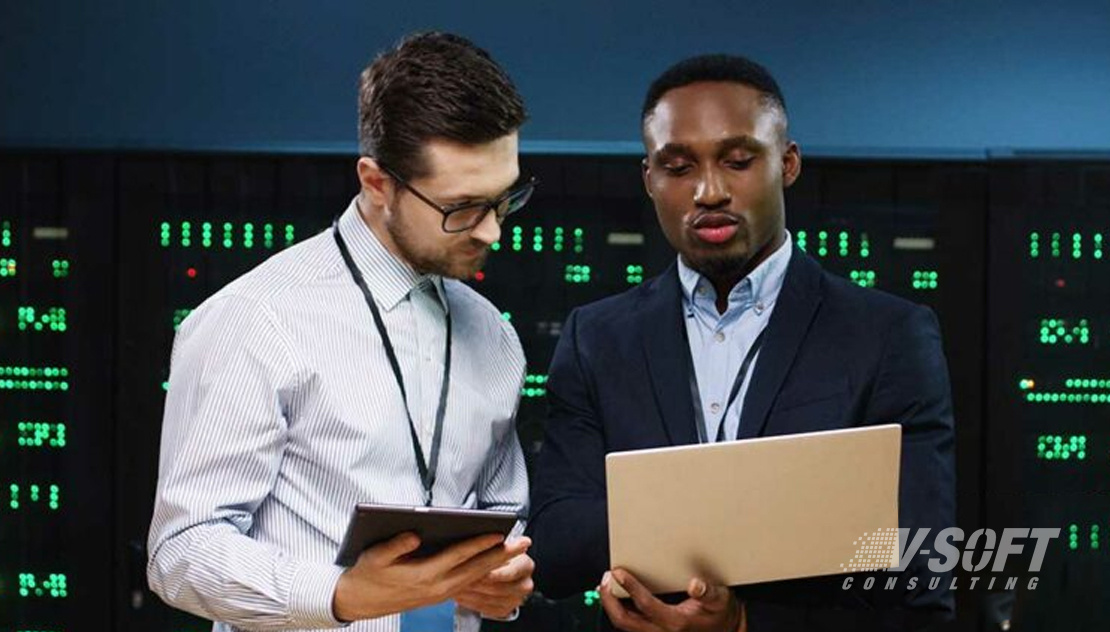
[{"xmin": 599, "ymin": 568, "xmax": 745, "ymax": 632}]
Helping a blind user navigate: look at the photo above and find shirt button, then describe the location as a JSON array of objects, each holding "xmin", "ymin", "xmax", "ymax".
[
  {"xmin": 697, "ymin": 286, "xmax": 707, "ymax": 295},
  {"xmin": 714, "ymin": 332, "xmax": 726, "ymax": 342},
  {"xmin": 754, "ymin": 302, "xmax": 766, "ymax": 315},
  {"xmin": 710, "ymin": 402, "xmax": 721, "ymax": 414},
  {"xmin": 423, "ymin": 356, "xmax": 432, "ymax": 362}
]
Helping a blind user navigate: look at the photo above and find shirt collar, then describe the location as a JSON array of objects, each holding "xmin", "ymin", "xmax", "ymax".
[
  {"xmin": 336, "ymin": 197, "xmax": 448, "ymax": 313},
  {"xmin": 677, "ymin": 231, "xmax": 793, "ymax": 313}
]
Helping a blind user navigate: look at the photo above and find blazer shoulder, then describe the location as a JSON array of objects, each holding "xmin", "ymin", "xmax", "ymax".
[
  {"xmin": 568, "ymin": 279, "xmax": 657, "ymax": 332},
  {"xmin": 820, "ymin": 269, "xmax": 930, "ymax": 326}
]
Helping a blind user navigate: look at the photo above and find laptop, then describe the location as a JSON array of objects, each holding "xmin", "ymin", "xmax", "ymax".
[{"xmin": 606, "ymin": 424, "xmax": 902, "ymax": 596}]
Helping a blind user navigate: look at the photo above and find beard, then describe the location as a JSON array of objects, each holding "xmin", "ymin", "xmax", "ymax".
[
  {"xmin": 683, "ymin": 248, "xmax": 750, "ymax": 281},
  {"xmin": 387, "ymin": 217, "xmax": 489, "ymax": 280}
]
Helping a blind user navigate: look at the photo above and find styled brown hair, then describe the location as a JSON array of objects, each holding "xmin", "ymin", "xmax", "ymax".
[{"xmin": 358, "ymin": 32, "xmax": 527, "ymax": 180}]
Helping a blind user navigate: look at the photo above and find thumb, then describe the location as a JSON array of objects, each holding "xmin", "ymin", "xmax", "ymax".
[{"xmin": 688, "ymin": 578, "xmax": 727, "ymax": 605}]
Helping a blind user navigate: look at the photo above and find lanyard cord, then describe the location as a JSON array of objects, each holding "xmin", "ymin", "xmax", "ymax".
[{"xmin": 333, "ymin": 221, "xmax": 451, "ymax": 506}]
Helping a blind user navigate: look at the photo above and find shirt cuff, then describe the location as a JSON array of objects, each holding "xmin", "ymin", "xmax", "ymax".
[
  {"xmin": 482, "ymin": 607, "xmax": 520, "ymax": 622},
  {"xmin": 288, "ymin": 560, "xmax": 349, "ymax": 628}
]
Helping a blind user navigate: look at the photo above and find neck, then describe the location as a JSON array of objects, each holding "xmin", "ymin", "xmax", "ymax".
[
  {"xmin": 704, "ymin": 230, "xmax": 786, "ymax": 314},
  {"xmin": 356, "ymin": 193, "xmax": 416, "ymax": 271}
]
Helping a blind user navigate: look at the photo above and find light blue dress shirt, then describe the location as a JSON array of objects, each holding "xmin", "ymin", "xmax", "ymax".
[
  {"xmin": 148, "ymin": 199, "xmax": 528, "ymax": 632},
  {"xmin": 678, "ymin": 233, "xmax": 793, "ymax": 443}
]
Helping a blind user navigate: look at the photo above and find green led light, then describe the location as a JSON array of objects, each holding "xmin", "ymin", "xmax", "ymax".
[
  {"xmin": 0, "ymin": 257, "xmax": 17, "ymax": 277},
  {"xmin": 17, "ymin": 306, "xmax": 68, "ymax": 333},
  {"xmin": 173, "ymin": 308, "xmax": 193, "ymax": 331},
  {"xmin": 17, "ymin": 422, "xmax": 67, "ymax": 448},
  {"xmin": 860, "ymin": 233, "xmax": 871, "ymax": 258},
  {"xmin": 1, "ymin": 220, "xmax": 12, "ymax": 247},
  {"xmin": 849, "ymin": 270, "xmax": 876, "ymax": 288},
  {"xmin": 7, "ymin": 483, "xmax": 60, "ymax": 511},
  {"xmin": 1038, "ymin": 318, "xmax": 1090, "ymax": 345},
  {"xmin": 51, "ymin": 259, "xmax": 71, "ymax": 278},
  {"xmin": 1036, "ymin": 435, "xmax": 1088, "ymax": 460},
  {"xmin": 500, "ymin": 312, "xmax": 511, "ymax": 321},
  {"xmin": 0, "ymin": 366, "xmax": 70, "ymax": 391},
  {"xmin": 911, "ymin": 270, "xmax": 939, "ymax": 290},
  {"xmin": 626, "ymin": 264, "xmax": 644, "ymax": 284},
  {"xmin": 17, "ymin": 573, "xmax": 68, "ymax": 599},
  {"xmin": 284, "ymin": 224, "xmax": 295, "ymax": 246},
  {"xmin": 584, "ymin": 590, "xmax": 600, "ymax": 606},
  {"xmin": 564, "ymin": 264, "xmax": 592, "ymax": 284},
  {"xmin": 796, "ymin": 230, "xmax": 808, "ymax": 251},
  {"xmin": 491, "ymin": 241, "xmax": 501, "ymax": 251},
  {"xmin": 521, "ymin": 374, "xmax": 549, "ymax": 397}
]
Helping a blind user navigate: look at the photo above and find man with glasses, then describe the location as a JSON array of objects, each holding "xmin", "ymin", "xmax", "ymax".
[{"xmin": 148, "ymin": 32, "xmax": 537, "ymax": 632}]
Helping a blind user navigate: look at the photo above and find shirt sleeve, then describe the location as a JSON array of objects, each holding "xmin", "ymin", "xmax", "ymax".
[
  {"xmin": 146, "ymin": 294, "xmax": 347, "ymax": 630},
  {"xmin": 474, "ymin": 323, "xmax": 529, "ymax": 515}
]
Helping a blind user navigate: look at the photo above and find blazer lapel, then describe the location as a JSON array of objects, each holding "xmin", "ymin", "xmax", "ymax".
[
  {"xmin": 737, "ymin": 247, "xmax": 824, "ymax": 439},
  {"xmin": 640, "ymin": 263, "xmax": 700, "ymax": 446}
]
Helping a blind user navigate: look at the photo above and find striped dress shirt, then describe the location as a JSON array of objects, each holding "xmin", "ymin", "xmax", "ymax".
[
  {"xmin": 678, "ymin": 232, "xmax": 792, "ymax": 443},
  {"xmin": 148, "ymin": 199, "xmax": 528, "ymax": 632}
]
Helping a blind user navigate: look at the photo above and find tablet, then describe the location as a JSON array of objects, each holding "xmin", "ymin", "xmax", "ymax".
[{"xmin": 335, "ymin": 503, "xmax": 522, "ymax": 566}]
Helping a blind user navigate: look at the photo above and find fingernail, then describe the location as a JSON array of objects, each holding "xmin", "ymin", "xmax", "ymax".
[
  {"xmin": 693, "ymin": 579, "xmax": 707, "ymax": 597},
  {"xmin": 601, "ymin": 571, "xmax": 612, "ymax": 588},
  {"xmin": 612, "ymin": 570, "xmax": 626, "ymax": 587}
]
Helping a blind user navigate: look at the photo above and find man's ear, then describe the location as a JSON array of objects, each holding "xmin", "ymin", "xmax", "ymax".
[
  {"xmin": 781, "ymin": 142, "xmax": 802, "ymax": 188},
  {"xmin": 641, "ymin": 157, "xmax": 654, "ymax": 199},
  {"xmin": 357, "ymin": 157, "xmax": 391, "ymax": 207}
]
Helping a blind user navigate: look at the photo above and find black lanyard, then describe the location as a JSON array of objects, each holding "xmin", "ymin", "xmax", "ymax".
[
  {"xmin": 685, "ymin": 326, "xmax": 767, "ymax": 444},
  {"xmin": 333, "ymin": 222, "xmax": 451, "ymax": 507}
]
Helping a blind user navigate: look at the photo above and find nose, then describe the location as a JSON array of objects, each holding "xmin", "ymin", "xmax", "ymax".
[
  {"xmin": 694, "ymin": 167, "xmax": 731, "ymax": 210},
  {"xmin": 469, "ymin": 208, "xmax": 502, "ymax": 246}
]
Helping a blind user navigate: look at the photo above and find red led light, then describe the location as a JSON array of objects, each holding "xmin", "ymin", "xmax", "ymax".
[
  {"xmin": 1055, "ymin": 278, "xmax": 1066, "ymax": 288},
  {"xmin": 187, "ymin": 267, "xmax": 198, "ymax": 279},
  {"xmin": 474, "ymin": 271, "xmax": 485, "ymax": 282}
]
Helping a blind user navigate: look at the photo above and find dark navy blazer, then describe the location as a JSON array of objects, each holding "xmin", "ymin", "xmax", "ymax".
[{"xmin": 528, "ymin": 247, "xmax": 956, "ymax": 631}]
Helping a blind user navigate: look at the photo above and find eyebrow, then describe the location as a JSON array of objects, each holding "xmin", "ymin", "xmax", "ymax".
[
  {"xmin": 652, "ymin": 135, "xmax": 767, "ymax": 162},
  {"xmin": 435, "ymin": 174, "xmax": 523, "ymax": 204}
]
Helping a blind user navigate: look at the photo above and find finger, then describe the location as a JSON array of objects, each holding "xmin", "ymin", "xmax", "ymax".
[
  {"xmin": 445, "ymin": 540, "xmax": 527, "ymax": 587},
  {"xmin": 612, "ymin": 569, "xmax": 673, "ymax": 624},
  {"xmin": 456, "ymin": 592, "xmax": 518, "ymax": 618},
  {"xmin": 458, "ymin": 575, "xmax": 534, "ymax": 599},
  {"xmin": 487, "ymin": 553, "xmax": 535, "ymax": 583},
  {"xmin": 364, "ymin": 531, "xmax": 421, "ymax": 565},
  {"xmin": 433, "ymin": 533, "xmax": 507, "ymax": 570},
  {"xmin": 600, "ymin": 572, "xmax": 657, "ymax": 632}
]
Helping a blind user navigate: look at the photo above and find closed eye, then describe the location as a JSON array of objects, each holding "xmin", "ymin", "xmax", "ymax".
[{"xmin": 726, "ymin": 157, "xmax": 756, "ymax": 170}]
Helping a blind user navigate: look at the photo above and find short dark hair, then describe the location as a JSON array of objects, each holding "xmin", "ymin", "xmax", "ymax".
[
  {"xmin": 358, "ymin": 32, "xmax": 526, "ymax": 180},
  {"xmin": 641, "ymin": 54, "xmax": 787, "ymax": 123}
]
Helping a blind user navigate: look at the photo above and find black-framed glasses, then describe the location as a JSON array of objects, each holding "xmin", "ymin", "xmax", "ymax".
[{"xmin": 381, "ymin": 165, "xmax": 538, "ymax": 233}]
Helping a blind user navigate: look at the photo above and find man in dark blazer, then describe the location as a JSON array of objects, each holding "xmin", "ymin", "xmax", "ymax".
[{"xmin": 527, "ymin": 54, "xmax": 956, "ymax": 632}]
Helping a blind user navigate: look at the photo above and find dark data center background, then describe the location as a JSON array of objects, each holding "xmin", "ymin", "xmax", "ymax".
[{"xmin": 0, "ymin": 151, "xmax": 1106, "ymax": 631}]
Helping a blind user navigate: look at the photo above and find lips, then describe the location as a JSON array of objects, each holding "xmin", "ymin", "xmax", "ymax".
[{"xmin": 689, "ymin": 213, "xmax": 740, "ymax": 244}]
